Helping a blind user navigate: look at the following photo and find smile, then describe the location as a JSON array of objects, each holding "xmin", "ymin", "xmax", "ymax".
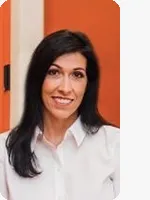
[{"xmin": 52, "ymin": 96, "xmax": 73, "ymax": 105}]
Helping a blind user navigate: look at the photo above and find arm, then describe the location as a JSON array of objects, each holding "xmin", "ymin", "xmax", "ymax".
[
  {"xmin": 0, "ymin": 136, "xmax": 8, "ymax": 199},
  {"xmin": 110, "ymin": 134, "xmax": 120, "ymax": 199}
]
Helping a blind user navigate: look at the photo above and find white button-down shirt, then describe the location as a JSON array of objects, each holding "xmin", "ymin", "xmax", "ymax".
[{"xmin": 0, "ymin": 118, "xmax": 120, "ymax": 200}]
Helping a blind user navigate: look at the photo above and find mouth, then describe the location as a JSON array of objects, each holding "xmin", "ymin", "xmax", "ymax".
[{"xmin": 52, "ymin": 96, "xmax": 74, "ymax": 105}]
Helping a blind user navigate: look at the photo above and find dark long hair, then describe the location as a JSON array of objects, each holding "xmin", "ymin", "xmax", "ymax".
[{"xmin": 6, "ymin": 29, "xmax": 110, "ymax": 178}]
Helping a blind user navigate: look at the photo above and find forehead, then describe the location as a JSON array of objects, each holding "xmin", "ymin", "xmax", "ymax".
[{"xmin": 52, "ymin": 52, "xmax": 87, "ymax": 70}]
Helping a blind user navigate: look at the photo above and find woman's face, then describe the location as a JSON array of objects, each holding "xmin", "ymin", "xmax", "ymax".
[{"xmin": 41, "ymin": 52, "xmax": 88, "ymax": 120}]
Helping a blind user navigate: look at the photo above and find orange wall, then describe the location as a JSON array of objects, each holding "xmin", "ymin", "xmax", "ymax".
[
  {"xmin": 0, "ymin": 5, "xmax": 3, "ymax": 131},
  {"xmin": 44, "ymin": 0, "xmax": 120, "ymax": 126},
  {"xmin": 0, "ymin": 0, "xmax": 10, "ymax": 132}
]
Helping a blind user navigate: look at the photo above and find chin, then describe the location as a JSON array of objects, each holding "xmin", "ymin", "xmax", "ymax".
[{"xmin": 50, "ymin": 110, "xmax": 77, "ymax": 120}]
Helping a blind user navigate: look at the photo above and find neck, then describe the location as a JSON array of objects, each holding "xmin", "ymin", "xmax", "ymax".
[{"xmin": 43, "ymin": 112, "xmax": 78, "ymax": 145}]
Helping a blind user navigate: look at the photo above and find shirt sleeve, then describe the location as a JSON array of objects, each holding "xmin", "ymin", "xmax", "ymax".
[
  {"xmin": 110, "ymin": 131, "xmax": 120, "ymax": 199},
  {"xmin": 0, "ymin": 135, "xmax": 8, "ymax": 199}
]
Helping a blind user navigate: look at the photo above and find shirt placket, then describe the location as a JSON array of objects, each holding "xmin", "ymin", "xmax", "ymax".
[{"xmin": 54, "ymin": 145, "xmax": 67, "ymax": 200}]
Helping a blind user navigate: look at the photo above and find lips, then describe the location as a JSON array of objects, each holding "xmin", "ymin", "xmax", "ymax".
[{"xmin": 52, "ymin": 96, "xmax": 74, "ymax": 105}]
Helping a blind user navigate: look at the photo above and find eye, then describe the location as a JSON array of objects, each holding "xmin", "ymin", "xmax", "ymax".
[
  {"xmin": 47, "ymin": 69, "xmax": 60, "ymax": 76},
  {"xmin": 72, "ymin": 71, "xmax": 85, "ymax": 79}
]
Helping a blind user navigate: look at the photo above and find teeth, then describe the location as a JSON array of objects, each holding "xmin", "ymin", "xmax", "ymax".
[{"xmin": 53, "ymin": 97, "xmax": 72, "ymax": 104}]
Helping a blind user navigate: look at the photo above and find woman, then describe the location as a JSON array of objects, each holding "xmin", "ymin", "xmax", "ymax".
[{"xmin": 0, "ymin": 30, "xmax": 119, "ymax": 200}]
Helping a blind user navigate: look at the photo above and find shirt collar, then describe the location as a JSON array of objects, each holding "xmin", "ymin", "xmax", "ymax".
[
  {"xmin": 31, "ymin": 126, "xmax": 43, "ymax": 152},
  {"xmin": 68, "ymin": 116, "xmax": 86, "ymax": 147},
  {"xmin": 31, "ymin": 116, "xmax": 86, "ymax": 151}
]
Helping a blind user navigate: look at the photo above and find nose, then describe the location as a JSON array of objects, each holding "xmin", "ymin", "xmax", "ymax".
[{"xmin": 58, "ymin": 75, "xmax": 72, "ymax": 94}]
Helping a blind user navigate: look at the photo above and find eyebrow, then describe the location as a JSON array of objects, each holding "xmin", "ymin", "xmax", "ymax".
[{"xmin": 51, "ymin": 63, "xmax": 86, "ymax": 71}]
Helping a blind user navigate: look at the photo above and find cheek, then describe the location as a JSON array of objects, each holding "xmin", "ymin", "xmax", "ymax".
[
  {"xmin": 42, "ymin": 78, "xmax": 59, "ymax": 94},
  {"xmin": 75, "ymin": 81, "xmax": 87, "ymax": 99},
  {"xmin": 41, "ymin": 80, "xmax": 53, "ymax": 104}
]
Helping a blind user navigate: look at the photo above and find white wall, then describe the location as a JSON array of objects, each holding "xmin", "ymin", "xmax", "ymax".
[{"xmin": 10, "ymin": 0, "xmax": 44, "ymax": 127}]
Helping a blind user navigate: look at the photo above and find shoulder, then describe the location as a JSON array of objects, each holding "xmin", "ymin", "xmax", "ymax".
[
  {"xmin": 93, "ymin": 125, "xmax": 120, "ymax": 158},
  {"xmin": 95, "ymin": 125, "xmax": 119, "ymax": 143},
  {"xmin": 102, "ymin": 125, "xmax": 119, "ymax": 143},
  {"xmin": 88, "ymin": 125, "xmax": 119, "ymax": 147},
  {"xmin": 0, "ymin": 131, "xmax": 10, "ymax": 159},
  {"xmin": 0, "ymin": 130, "xmax": 10, "ymax": 144}
]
